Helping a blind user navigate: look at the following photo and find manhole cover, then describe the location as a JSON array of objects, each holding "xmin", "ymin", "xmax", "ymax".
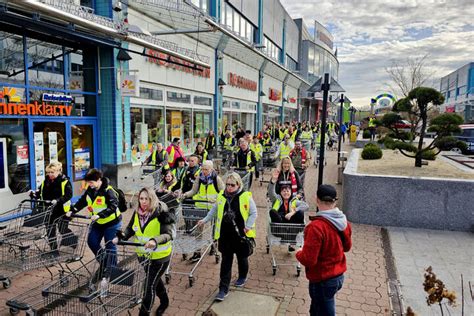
[{"xmin": 209, "ymin": 291, "xmax": 282, "ymax": 315}]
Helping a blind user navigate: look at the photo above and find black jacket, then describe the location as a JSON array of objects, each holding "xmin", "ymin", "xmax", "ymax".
[
  {"xmin": 73, "ymin": 177, "xmax": 121, "ymax": 227},
  {"xmin": 35, "ymin": 174, "xmax": 73, "ymax": 219},
  {"xmin": 181, "ymin": 165, "xmax": 200, "ymax": 193},
  {"xmin": 233, "ymin": 149, "xmax": 257, "ymax": 169}
]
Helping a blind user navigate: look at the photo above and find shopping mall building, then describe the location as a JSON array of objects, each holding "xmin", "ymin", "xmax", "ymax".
[{"xmin": 0, "ymin": 0, "xmax": 339, "ymax": 209}]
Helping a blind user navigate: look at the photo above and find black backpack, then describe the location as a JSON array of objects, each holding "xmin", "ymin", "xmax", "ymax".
[{"xmin": 112, "ymin": 187, "xmax": 128, "ymax": 213}]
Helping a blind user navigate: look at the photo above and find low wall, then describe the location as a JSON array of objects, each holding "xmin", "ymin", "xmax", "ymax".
[{"xmin": 343, "ymin": 149, "xmax": 474, "ymax": 232}]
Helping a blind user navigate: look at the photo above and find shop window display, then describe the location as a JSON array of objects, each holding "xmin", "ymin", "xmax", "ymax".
[
  {"xmin": 0, "ymin": 31, "xmax": 25, "ymax": 86},
  {"xmin": 167, "ymin": 109, "xmax": 192, "ymax": 153}
]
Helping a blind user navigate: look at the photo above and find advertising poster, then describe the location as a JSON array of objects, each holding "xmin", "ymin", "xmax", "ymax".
[
  {"xmin": 34, "ymin": 132, "xmax": 45, "ymax": 187},
  {"xmin": 195, "ymin": 114, "xmax": 203, "ymax": 137},
  {"xmin": 48, "ymin": 132, "xmax": 58, "ymax": 162},
  {"xmin": 74, "ymin": 148, "xmax": 90, "ymax": 180},
  {"xmin": 203, "ymin": 115, "xmax": 210, "ymax": 133},
  {"xmin": 171, "ymin": 111, "xmax": 182, "ymax": 138},
  {"xmin": 120, "ymin": 74, "xmax": 139, "ymax": 97},
  {"xmin": 69, "ymin": 76, "xmax": 84, "ymax": 91},
  {"xmin": 16, "ymin": 145, "xmax": 29, "ymax": 165}
]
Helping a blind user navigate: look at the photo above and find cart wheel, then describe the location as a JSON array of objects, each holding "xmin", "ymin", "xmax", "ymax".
[
  {"xmin": 165, "ymin": 274, "xmax": 171, "ymax": 284},
  {"xmin": 266, "ymin": 245, "xmax": 270, "ymax": 254},
  {"xmin": 296, "ymin": 268, "xmax": 301, "ymax": 277},
  {"xmin": 182, "ymin": 254, "xmax": 187, "ymax": 261},
  {"xmin": 9, "ymin": 308, "xmax": 19, "ymax": 315},
  {"xmin": 215, "ymin": 255, "xmax": 220, "ymax": 264},
  {"xmin": 2, "ymin": 278, "xmax": 11, "ymax": 289},
  {"xmin": 189, "ymin": 276, "xmax": 194, "ymax": 287},
  {"xmin": 272, "ymin": 267, "xmax": 277, "ymax": 276}
]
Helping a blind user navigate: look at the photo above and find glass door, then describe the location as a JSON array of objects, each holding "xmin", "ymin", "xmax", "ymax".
[{"xmin": 70, "ymin": 123, "xmax": 95, "ymax": 196}]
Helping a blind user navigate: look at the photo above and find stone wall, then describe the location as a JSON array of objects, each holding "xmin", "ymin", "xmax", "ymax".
[{"xmin": 343, "ymin": 149, "xmax": 474, "ymax": 232}]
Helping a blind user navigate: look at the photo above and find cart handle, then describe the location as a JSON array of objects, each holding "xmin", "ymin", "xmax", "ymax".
[
  {"xmin": 69, "ymin": 214, "xmax": 90, "ymax": 219},
  {"xmin": 181, "ymin": 198, "xmax": 211, "ymax": 204},
  {"xmin": 116, "ymin": 240, "xmax": 145, "ymax": 247},
  {"xmin": 185, "ymin": 224, "xmax": 199, "ymax": 234},
  {"xmin": 21, "ymin": 199, "xmax": 53, "ymax": 204}
]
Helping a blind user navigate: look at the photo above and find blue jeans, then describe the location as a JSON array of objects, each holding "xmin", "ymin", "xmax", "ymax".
[
  {"xmin": 87, "ymin": 221, "xmax": 121, "ymax": 257},
  {"xmin": 309, "ymin": 274, "xmax": 344, "ymax": 316}
]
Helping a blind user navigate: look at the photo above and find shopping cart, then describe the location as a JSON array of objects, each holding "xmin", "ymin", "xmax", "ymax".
[
  {"xmin": 0, "ymin": 214, "xmax": 89, "ymax": 289},
  {"xmin": 266, "ymin": 214, "xmax": 305, "ymax": 277},
  {"xmin": 313, "ymin": 145, "xmax": 327, "ymax": 167},
  {"xmin": 165, "ymin": 199, "xmax": 218, "ymax": 287},
  {"xmin": 7, "ymin": 241, "xmax": 148, "ymax": 315},
  {"xmin": 260, "ymin": 146, "xmax": 279, "ymax": 186},
  {"xmin": 233, "ymin": 168, "xmax": 251, "ymax": 191},
  {"xmin": 0, "ymin": 200, "xmax": 54, "ymax": 239}
]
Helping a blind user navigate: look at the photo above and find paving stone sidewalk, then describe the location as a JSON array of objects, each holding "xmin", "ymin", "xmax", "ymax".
[{"xmin": 0, "ymin": 142, "xmax": 391, "ymax": 315}]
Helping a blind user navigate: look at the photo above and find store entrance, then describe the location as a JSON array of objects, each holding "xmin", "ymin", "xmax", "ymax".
[{"xmin": 31, "ymin": 120, "xmax": 97, "ymax": 197}]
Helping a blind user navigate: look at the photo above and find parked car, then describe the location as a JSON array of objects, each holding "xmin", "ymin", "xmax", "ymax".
[
  {"xmin": 452, "ymin": 124, "xmax": 474, "ymax": 154},
  {"xmin": 393, "ymin": 120, "xmax": 414, "ymax": 130}
]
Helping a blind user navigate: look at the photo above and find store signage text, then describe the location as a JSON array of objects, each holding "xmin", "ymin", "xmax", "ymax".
[
  {"xmin": 289, "ymin": 97, "xmax": 296, "ymax": 103},
  {"xmin": 227, "ymin": 73, "xmax": 257, "ymax": 91},
  {"xmin": 0, "ymin": 101, "xmax": 73, "ymax": 116},
  {"xmin": 42, "ymin": 93, "xmax": 73, "ymax": 103},
  {"xmin": 145, "ymin": 49, "xmax": 211, "ymax": 78},
  {"xmin": 269, "ymin": 88, "xmax": 282, "ymax": 101}
]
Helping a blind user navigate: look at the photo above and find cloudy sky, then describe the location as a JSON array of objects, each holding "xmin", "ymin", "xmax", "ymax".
[{"xmin": 280, "ymin": 0, "xmax": 474, "ymax": 108}]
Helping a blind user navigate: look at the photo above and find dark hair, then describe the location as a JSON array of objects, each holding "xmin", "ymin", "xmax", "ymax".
[
  {"xmin": 172, "ymin": 137, "xmax": 180, "ymax": 143},
  {"xmin": 175, "ymin": 157, "xmax": 186, "ymax": 164},
  {"xmin": 84, "ymin": 168, "xmax": 102, "ymax": 181}
]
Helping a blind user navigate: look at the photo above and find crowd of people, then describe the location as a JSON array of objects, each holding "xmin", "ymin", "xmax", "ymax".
[{"xmin": 30, "ymin": 119, "xmax": 352, "ymax": 316}]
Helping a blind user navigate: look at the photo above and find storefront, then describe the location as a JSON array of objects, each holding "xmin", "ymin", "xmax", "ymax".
[
  {"xmin": 222, "ymin": 57, "xmax": 259, "ymax": 134},
  {"xmin": 0, "ymin": 29, "xmax": 102, "ymax": 197},
  {"xmin": 262, "ymin": 75, "xmax": 284, "ymax": 124},
  {"xmin": 284, "ymin": 85, "xmax": 299, "ymax": 122}
]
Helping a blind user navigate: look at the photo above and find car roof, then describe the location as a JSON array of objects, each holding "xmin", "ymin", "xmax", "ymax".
[{"xmin": 459, "ymin": 124, "xmax": 474, "ymax": 129}]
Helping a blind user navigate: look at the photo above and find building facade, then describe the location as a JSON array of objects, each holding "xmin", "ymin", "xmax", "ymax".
[
  {"xmin": 439, "ymin": 62, "xmax": 474, "ymax": 123},
  {"xmin": 0, "ymin": 0, "xmax": 341, "ymax": 209}
]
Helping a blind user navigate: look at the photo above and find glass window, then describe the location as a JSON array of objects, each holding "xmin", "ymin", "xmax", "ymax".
[
  {"xmin": 240, "ymin": 19, "xmax": 246, "ymax": 38},
  {"xmin": 166, "ymin": 109, "xmax": 192, "ymax": 154},
  {"xmin": 0, "ymin": 119, "xmax": 30, "ymax": 194},
  {"xmin": 27, "ymin": 89, "xmax": 96, "ymax": 117},
  {"xmin": 0, "ymin": 31, "xmax": 25, "ymax": 86},
  {"xmin": 144, "ymin": 108, "xmax": 165, "ymax": 144},
  {"xmin": 193, "ymin": 111, "xmax": 211, "ymax": 145},
  {"xmin": 27, "ymin": 39, "xmax": 64, "ymax": 89},
  {"xmin": 194, "ymin": 96, "xmax": 212, "ymax": 106},
  {"xmin": 140, "ymin": 87, "xmax": 163, "ymax": 101},
  {"xmin": 223, "ymin": 100, "xmax": 230, "ymax": 108},
  {"xmin": 167, "ymin": 91, "xmax": 191, "ymax": 104},
  {"xmin": 231, "ymin": 101, "xmax": 240, "ymax": 109},
  {"xmin": 226, "ymin": 4, "xmax": 233, "ymax": 29},
  {"xmin": 233, "ymin": 11, "xmax": 240, "ymax": 34},
  {"xmin": 67, "ymin": 49, "xmax": 96, "ymax": 92},
  {"xmin": 246, "ymin": 22, "xmax": 253, "ymax": 42}
]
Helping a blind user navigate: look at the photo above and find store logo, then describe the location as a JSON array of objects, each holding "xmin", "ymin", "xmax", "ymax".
[
  {"xmin": 42, "ymin": 93, "xmax": 73, "ymax": 103},
  {"xmin": 228, "ymin": 73, "xmax": 257, "ymax": 91},
  {"xmin": 269, "ymin": 88, "xmax": 282, "ymax": 101},
  {"xmin": 0, "ymin": 87, "xmax": 22, "ymax": 102},
  {"xmin": 145, "ymin": 49, "xmax": 211, "ymax": 79},
  {"xmin": 289, "ymin": 97, "xmax": 296, "ymax": 103},
  {"xmin": 0, "ymin": 101, "xmax": 73, "ymax": 116}
]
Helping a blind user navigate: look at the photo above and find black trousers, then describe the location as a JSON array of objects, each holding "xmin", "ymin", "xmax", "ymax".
[
  {"xmin": 218, "ymin": 239, "xmax": 249, "ymax": 293},
  {"xmin": 139, "ymin": 258, "xmax": 170, "ymax": 316},
  {"xmin": 269, "ymin": 210, "xmax": 304, "ymax": 224}
]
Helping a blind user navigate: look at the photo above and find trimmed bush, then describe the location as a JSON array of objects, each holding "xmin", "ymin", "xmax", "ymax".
[
  {"xmin": 435, "ymin": 136, "xmax": 468, "ymax": 152},
  {"xmin": 421, "ymin": 149, "xmax": 437, "ymax": 161},
  {"xmin": 392, "ymin": 141, "xmax": 417, "ymax": 153},
  {"xmin": 388, "ymin": 131, "xmax": 414, "ymax": 141},
  {"xmin": 362, "ymin": 129, "xmax": 371, "ymax": 139},
  {"xmin": 361, "ymin": 144, "xmax": 383, "ymax": 160}
]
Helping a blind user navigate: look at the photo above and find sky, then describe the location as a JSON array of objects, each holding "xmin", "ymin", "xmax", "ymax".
[{"xmin": 280, "ymin": 0, "xmax": 474, "ymax": 108}]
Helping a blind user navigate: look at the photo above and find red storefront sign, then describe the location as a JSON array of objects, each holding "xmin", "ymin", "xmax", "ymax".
[
  {"xmin": 227, "ymin": 73, "xmax": 257, "ymax": 91},
  {"xmin": 269, "ymin": 88, "xmax": 282, "ymax": 101},
  {"xmin": 289, "ymin": 97, "xmax": 296, "ymax": 103},
  {"xmin": 0, "ymin": 102, "xmax": 73, "ymax": 116},
  {"xmin": 145, "ymin": 48, "xmax": 211, "ymax": 78}
]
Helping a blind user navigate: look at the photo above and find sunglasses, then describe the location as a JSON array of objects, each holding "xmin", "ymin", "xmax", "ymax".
[{"xmin": 226, "ymin": 183, "xmax": 237, "ymax": 188}]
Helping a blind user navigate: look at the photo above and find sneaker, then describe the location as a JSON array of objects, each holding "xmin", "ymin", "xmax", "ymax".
[
  {"xmin": 288, "ymin": 245, "xmax": 295, "ymax": 252},
  {"xmin": 234, "ymin": 278, "xmax": 247, "ymax": 287},
  {"xmin": 215, "ymin": 290, "xmax": 228, "ymax": 301},
  {"xmin": 189, "ymin": 252, "xmax": 201, "ymax": 263}
]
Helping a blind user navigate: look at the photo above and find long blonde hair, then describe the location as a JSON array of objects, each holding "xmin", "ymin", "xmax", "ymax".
[
  {"xmin": 278, "ymin": 156, "xmax": 296, "ymax": 173},
  {"xmin": 138, "ymin": 187, "xmax": 159, "ymax": 211}
]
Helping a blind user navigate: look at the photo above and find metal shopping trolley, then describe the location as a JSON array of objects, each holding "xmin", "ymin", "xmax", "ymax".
[
  {"xmin": 0, "ymin": 200, "xmax": 54, "ymax": 239},
  {"xmin": 313, "ymin": 145, "xmax": 327, "ymax": 167},
  {"xmin": 7, "ymin": 241, "xmax": 148, "ymax": 315},
  {"xmin": 259, "ymin": 145, "xmax": 279, "ymax": 186},
  {"xmin": 165, "ymin": 199, "xmax": 218, "ymax": 287},
  {"xmin": 266, "ymin": 215, "xmax": 305, "ymax": 277},
  {"xmin": 0, "ymin": 215, "xmax": 89, "ymax": 289}
]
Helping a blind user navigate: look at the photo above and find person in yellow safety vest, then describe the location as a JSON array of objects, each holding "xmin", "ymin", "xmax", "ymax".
[
  {"xmin": 262, "ymin": 131, "xmax": 273, "ymax": 148},
  {"xmin": 222, "ymin": 132, "xmax": 235, "ymax": 166},
  {"xmin": 171, "ymin": 157, "xmax": 186, "ymax": 192},
  {"xmin": 193, "ymin": 142, "xmax": 208, "ymax": 163},
  {"xmin": 288, "ymin": 127, "xmax": 298, "ymax": 143},
  {"xmin": 114, "ymin": 187, "xmax": 175, "ymax": 316},
  {"xmin": 196, "ymin": 172, "xmax": 257, "ymax": 301},
  {"xmin": 278, "ymin": 134, "xmax": 294, "ymax": 160},
  {"xmin": 156, "ymin": 170, "xmax": 178, "ymax": 196},
  {"xmin": 250, "ymin": 137, "xmax": 263, "ymax": 178},
  {"xmin": 180, "ymin": 155, "xmax": 201, "ymax": 194},
  {"xmin": 327, "ymin": 122, "xmax": 336, "ymax": 134},
  {"xmin": 279, "ymin": 127, "xmax": 288, "ymax": 141},
  {"xmin": 233, "ymin": 139, "xmax": 257, "ymax": 188},
  {"xmin": 166, "ymin": 138, "xmax": 186, "ymax": 169},
  {"xmin": 68, "ymin": 168, "xmax": 122, "ymax": 258},
  {"xmin": 267, "ymin": 183, "xmax": 308, "ymax": 251},
  {"xmin": 205, "ymin": 130, "xmax": 217, "ymax": 159},
  {"xmin": 182, "ymin": 160, "xmax": 225, "ymax": 262},
  {"xmin": 300, "ymin": 126, "xmax": 313, "ymax": 151},
  {"xmin": 143, "ymin": 143, "xmax": 169, "ymax": 187},
  {"xmin": 30, "ymin": 161, "xmax": 75, "ymax": 257},
  {"xmin": 368, "ymin": 116, "xmax": 377, "ymax": 141}
]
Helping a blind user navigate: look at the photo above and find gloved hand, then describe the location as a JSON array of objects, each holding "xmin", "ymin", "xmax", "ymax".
[{"xmin": 91, "ymin": 215, "xmax": 100, "ymax": 222}]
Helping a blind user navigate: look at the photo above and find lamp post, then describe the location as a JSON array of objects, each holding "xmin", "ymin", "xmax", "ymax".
[
  {"xmin": 337, "ymin": 94, "xmax": 344, "ymax": 165},
  {"xmin": 117, "ymin": 48, "xmax": 132, "ymax": 163}
]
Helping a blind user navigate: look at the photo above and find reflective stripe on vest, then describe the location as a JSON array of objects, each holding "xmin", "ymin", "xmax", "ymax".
[
  {"xmin": 368, "ymin": 118, "xmax": 376, "ymax": 128},
  {"xmin": 40, "ymin": 179, "xmax": 71, "ymax": 213},
  {"xmin": 272, "ymin": 198, "xmax": 297, "ymax": 213},
  {"xmin": 250, "ymin": 143, "xmax": 262, "ymax": 161},
  {"xmin": 300, "ymin": 131, "xmax": 312, "ymax": 140},
  {"xmin": 193, "ymin": 179, "xmax": 219, "ymax": 210},
  {"xmin": 224, "ymin": 138, "xmax": 233, "ymax": 150},
  {"xmin": 280, "ymin": 143, "xmax": 291, "ymax": 159},
  {"xmin": 263, "ymin": 138, "xmax": 271, "ymax": 146},
  {"xmin": 214, "ymin": 191, "xmax": 255, "ymax": 240},
  {"xmin": 132, "ymin": 213, "xmax": 172, "ymax": 260},
  {"xmin": 168, "ymin": 146, "xmax": 175, "ymax": 164},
  {"xmin": 85, "ymin": 185, "xmax": 121, "ymax": 225},
  {"xmin": 290, "ymin": 130, "xmax": 297, "ymax": 142}
]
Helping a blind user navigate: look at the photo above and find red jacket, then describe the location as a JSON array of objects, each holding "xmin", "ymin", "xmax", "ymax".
[{"xmin": 296, "ymin": 217, "xmax": 352, "ymax": 283}]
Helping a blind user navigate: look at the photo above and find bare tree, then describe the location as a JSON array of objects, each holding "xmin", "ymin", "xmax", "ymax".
[{"xmin": 385, "ymin": 54, "xmax": 436, "ymax": 98}]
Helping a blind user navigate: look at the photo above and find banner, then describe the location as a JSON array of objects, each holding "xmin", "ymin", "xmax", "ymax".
[
  {"xmin": 74, "ymin": 148, "xmax": 91, "ymax": 180},
  {"xmin": 34, "ymin": 132, "xmax": 45, "ymax": 187},
  {"xmin": 48, "ymin": 132, "xmax": 58, "ymax": 162},
  {"xmin": 120, "ymin": 74, "xmax": 139, "ymax": 97},
  {"xmin": 171, "ymin": 111, "xmax": 182, "ymax": 138}
]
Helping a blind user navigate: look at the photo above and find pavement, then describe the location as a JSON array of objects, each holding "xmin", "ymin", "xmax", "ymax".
[{"xmin": 0, "ymin": 141, "xmax": 393, "ymax": 315}]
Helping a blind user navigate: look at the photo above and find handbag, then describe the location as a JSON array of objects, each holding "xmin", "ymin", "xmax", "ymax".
[{"xmin": 230, "ymin": 217, "xmax": 255, "ymax": 257}]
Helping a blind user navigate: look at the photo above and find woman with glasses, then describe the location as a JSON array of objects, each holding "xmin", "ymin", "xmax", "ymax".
[{"xmin": 197, "ymin": 172, "xmax": 257, "ymax": 302}]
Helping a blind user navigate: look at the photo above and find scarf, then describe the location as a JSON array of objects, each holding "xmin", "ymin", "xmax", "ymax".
[
  {"xmin": 281, "ymin": 171, "xmax": 298, "ymax": 194},
  {"xmin": 199, "ymin": 171, "xmax": 216, "ymax": 185},
  {"xmin": 137, "ymin": 207, "xmax": 151, "ymax": 227}
]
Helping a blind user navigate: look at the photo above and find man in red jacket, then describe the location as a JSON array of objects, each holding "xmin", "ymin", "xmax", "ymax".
[{"xmin": 296, "ymin": 184, "xmax": 352, "ymax": 316}]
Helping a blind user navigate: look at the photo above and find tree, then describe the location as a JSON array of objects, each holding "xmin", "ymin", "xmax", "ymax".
[{"xmin": 380, "ymin": 87, "xmax": 463, "ymax": 167}]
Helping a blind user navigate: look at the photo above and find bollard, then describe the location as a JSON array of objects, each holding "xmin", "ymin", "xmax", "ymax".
[{"xmin": 337, "ymin": 152, "xmax": 348, "ymax": 184}]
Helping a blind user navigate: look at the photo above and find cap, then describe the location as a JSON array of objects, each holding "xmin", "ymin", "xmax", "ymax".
[{"xmin": 317, "ymin": 184, "xmax": 338, "ymax": 202}]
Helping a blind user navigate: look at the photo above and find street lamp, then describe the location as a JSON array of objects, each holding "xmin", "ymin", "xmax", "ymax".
[
  {"xmin": 217, "ymin": 78, "xmax": 226, "ymax": 93},
  {"xmin": 308, "ymin": 73, "xmax": 345, "ymax": 187},
  {"xmin": 117, "ymin": 49, "xmax": 133, "ymax": 163}
]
